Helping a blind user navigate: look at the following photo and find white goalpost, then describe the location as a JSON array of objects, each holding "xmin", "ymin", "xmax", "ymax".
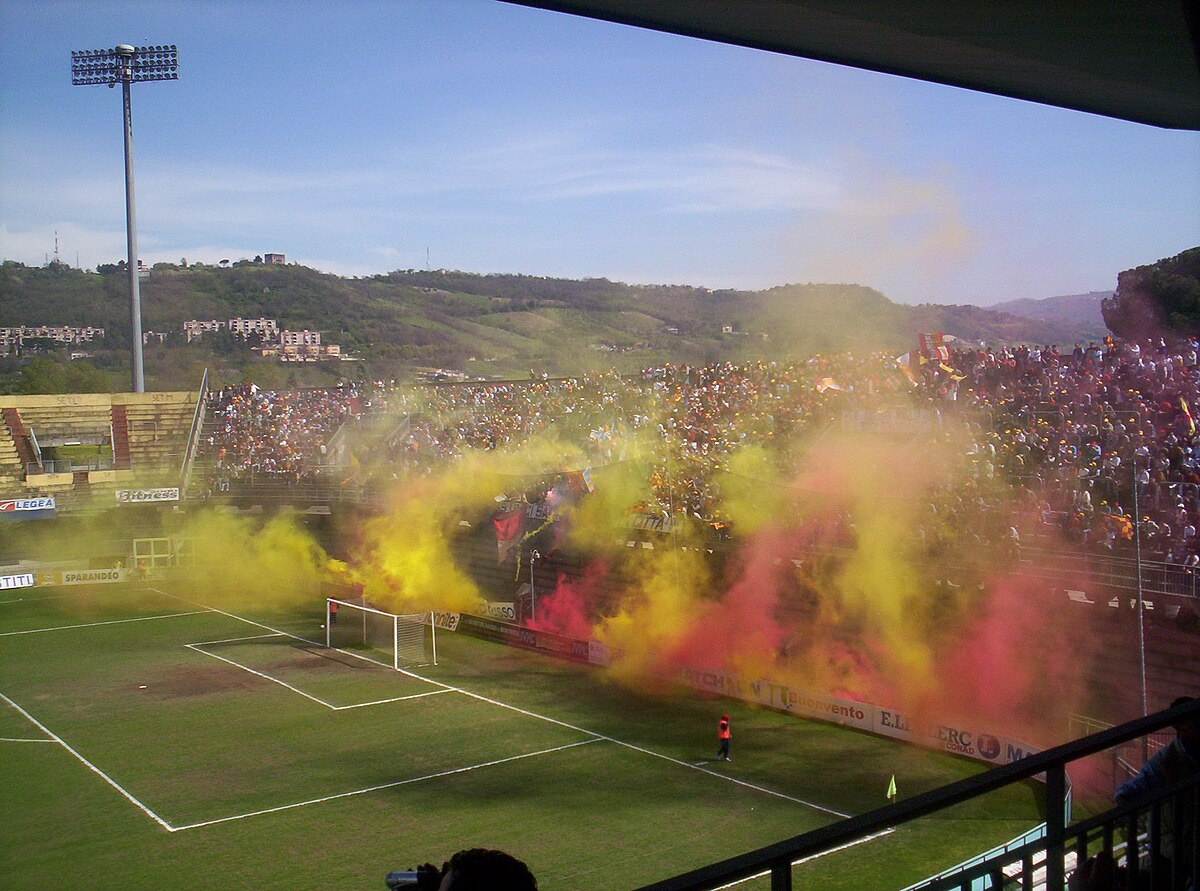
[{"xmin": 325, "ymin": 598, "xmax": 437, "ymax": 668}]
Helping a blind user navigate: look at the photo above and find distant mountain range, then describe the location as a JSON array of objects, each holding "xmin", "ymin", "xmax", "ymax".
[
  {"xmin": 0, "ymin": 259, "xmax": 1114, "ymax": 390},
  {"xmin": 990, "ymin": 291, "xmax": 1111, "ymax": 340}
]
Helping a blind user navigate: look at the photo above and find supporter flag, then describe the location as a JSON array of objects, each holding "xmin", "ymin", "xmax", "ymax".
[
  {"xmin": 815, "ymin": 377, "xmax": 845, "ymax": 393},
  {"xmin": 938, "ymin": 362, "xmax": 967, "ymax": 382},
  {"xmin": 1182, "ymin": 398, "xmax": 1196, "ymax": 436},
  {"xmin": 887, "ymin": 774, "xmax": 897, "ymax": 802},
  {"xmin": 919, "ymin": 332, "xmax": 951, "ymax": 363},
  {"xmin": 493, "ymin": 507, "xmax": 526, "ymax": 564},
  {"xmin": 895, "ymin": 353, "xmax": 918, "ymax": 385}
]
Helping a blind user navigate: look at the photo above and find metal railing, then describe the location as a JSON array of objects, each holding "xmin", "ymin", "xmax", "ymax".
[
  {"xmin": 635, "ymin": 699, "xmax": 1200, "ymax": 890},
  {"xmin": 179, "ymin": 368, "xmax": 209, "ymax": 492}
]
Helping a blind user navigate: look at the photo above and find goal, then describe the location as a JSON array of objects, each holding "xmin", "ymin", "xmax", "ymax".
[{"xmin": 325, "ymin": 598, "xmax": 437, "ymax": 668}]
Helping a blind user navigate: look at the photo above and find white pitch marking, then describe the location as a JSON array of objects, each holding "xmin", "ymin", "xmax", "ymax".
[
  {"xmin": 184, "ymin": 644, "xmax": 338, "ymax": 709},
  {"xmin": 712, "ymin": 829, "xmax": 895, "ymax": 889},
  {"xmin": 0, "ymin": 610, "xmax": 208, "ymax": 637},
  {"xmin": 150, "ymin": 588, "xmax": 847, "ymax": 818},
  {"xmin": 332, "ymin": 690, "xmax": 453, "ymax": 710},
  {"xmin": 0, "ymin": 736, "xmax": 57, "ymax": 743},
  {"xmin": 187, "ymin": 632, "xmax": 285, "ymax": 646},
  {"xmin": 185, "ymin": 640, "xmax": 453, "ymax": 711},
  {"xmin": 171, "ymin": 737, "xmax": 604, "ymax": 831},
  {"xmin": 0, "ymin": 690, "xmax": 173, "ymax": 831}
]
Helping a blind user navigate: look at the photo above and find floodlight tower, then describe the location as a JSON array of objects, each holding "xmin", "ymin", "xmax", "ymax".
[{"xmin": 71, "ymin": 44, "xmax": 178, "ymax": 392}]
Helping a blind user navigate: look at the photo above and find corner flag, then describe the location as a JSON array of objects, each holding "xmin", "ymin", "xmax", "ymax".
[{"xmin": 887, "ymin": 774, "xmax": 897, "ymax": 802}]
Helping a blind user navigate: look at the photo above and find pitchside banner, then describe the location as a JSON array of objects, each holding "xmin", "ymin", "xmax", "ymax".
[
  {"xmin": 456, "ymin": 613, "xmax": 590, "ymax": 663},
  {"xmin": 0, "ymin": 497, "xmax": 56, "ymax": 520},
  {"xmin": 31, "ymin": 568, "xmax": 127, "ymax": 587},
  {"xmin": 116, "ymin": 488, "xmax": 180, "ymax": 504},
  {"xmin": 460, "ymin": 612, "xmax": 1041, "ymax": 768},
  {"xmin": 0, "ymin": 573, "xmax": 36, "ymax": 591}
]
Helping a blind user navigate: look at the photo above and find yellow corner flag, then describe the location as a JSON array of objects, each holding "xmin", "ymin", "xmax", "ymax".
[{"xmin": 887, "ymin": 774, "xmax": 897, "ymax": 802}]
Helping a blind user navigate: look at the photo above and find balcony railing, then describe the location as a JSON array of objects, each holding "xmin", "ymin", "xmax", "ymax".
[{"xmin": 635, "ymin": 699, "xmax": 1200, "ymax": 890}]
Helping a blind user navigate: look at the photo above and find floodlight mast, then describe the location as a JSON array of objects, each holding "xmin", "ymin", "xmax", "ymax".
[{"xmin": 71, "ymin": 44, "xmax": 179, "ymax": 392}]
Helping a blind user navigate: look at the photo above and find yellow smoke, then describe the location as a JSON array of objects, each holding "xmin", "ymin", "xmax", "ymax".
[{"xmin": 173, "ymin": 508, "xmax": 330, "ymax": 608}]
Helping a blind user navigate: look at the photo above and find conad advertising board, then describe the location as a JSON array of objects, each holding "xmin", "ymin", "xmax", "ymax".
[
  {"xmin": 0, "ymin": 573, "xmax": 36, "ymax": 591},
  {"xmin": 116, "ymin": 488, "xmax": 180, "ymax": 504},
  {"xmin": 454, "ymin": 612, "xmax": 1040, "ymax": 768},
  {"xmin": 0, "ymin": 497, "xmax": 56, "ymax": 520}
]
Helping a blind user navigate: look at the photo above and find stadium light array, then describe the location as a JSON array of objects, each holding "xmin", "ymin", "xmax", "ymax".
[{"xmin": 70, "ymin": 43, "xmax": 179, "ymax": 392}]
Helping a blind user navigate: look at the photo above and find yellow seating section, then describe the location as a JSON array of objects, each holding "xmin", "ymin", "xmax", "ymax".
[{"xmin": 0, "ymin": 392, "xmax": 199, "ymax": 506}]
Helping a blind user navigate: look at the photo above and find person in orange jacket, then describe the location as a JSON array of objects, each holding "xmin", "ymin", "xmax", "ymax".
[{"xmin": 717, "ymin": 713, "xmax": 732, "ymax": 761}]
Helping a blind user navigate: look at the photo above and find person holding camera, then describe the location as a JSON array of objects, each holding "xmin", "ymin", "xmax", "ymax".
[{"xmin": 388, "ymin": 848, "xmax": 537, "ymax": 891}]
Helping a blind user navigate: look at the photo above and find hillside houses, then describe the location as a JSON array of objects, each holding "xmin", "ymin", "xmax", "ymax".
[{"xmin": 183, "ymin": 317, "xmax": 341, "ymax": 361}]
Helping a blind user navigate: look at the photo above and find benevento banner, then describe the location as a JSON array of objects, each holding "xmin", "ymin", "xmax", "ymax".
[
  {"xmin": 0, "ymin": 497, "xmax": 56, "ymax": 520},
  {"xmin": 0, "ymin": 573, "xmax": 36, "ymax": 591},
  {"xmin": 116, "ymin": 488, "xmax": 180, "ymax": 504}
]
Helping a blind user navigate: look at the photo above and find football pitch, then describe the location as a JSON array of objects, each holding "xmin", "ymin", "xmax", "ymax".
[{"xmin": 0, "ymin": 583, "xmax": 1042, "ymax": 890}]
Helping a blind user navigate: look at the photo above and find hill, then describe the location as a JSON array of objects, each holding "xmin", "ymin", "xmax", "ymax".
[
  {"xmin": 0, "ymin": 259, "xmax": 1108, "ymax": 392},
  {"xmin": 990, "ymin": 291, "xmax": 1110, "ymax": 340}
]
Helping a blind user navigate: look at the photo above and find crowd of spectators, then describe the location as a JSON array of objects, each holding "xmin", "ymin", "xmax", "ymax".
[
  {"xmin": 198, "ymin": 335, "xmax": 1200, "ymax": 570},
  {"xmin": 202, "ymin": 383, "xmax": 364, "ymax": 489}
]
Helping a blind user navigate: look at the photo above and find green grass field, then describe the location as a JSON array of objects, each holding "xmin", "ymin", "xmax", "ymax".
[{"xmin": 0, "ymin": 582, "xmax": 1043, "ymax": 890}]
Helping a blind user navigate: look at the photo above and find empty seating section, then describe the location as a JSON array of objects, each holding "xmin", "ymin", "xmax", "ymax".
[
  {"xmin": 0, "ymin": 392, "xmax": 200, "ymax": 507},
  {"xmin": 115, "ymin": 392, "xmax": 199, "ymax": 478}
]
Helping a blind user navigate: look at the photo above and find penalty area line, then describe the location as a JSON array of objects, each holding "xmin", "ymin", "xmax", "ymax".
[
  {"xmin": 0, "ymin": 736, "xmax": 57, "ymax": 743},
  {"xmin": 184, "ymin": 643, "xmax": 338, "ymax": 710},
  {"xmin": 0, "ymin": 610, "xmax": 209, "ymax": 637},
  {"xmin": 333, "ymin": 690, "xmax": 453, "ymax": 710},
  {"xmin": 0, "ymin": 690, "xmax": 173, "ymax": 831},
  {"xmin": 149, "ymin": 587, "xmax": 846, "ymax": 818},
  {"xmin": 171, "ymin": 737, "xmax": 604, "ymax": 831}
]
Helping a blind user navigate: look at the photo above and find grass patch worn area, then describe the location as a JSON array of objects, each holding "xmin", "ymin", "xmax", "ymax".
[{"xmin": 0, "ymin": 583, "xmax": 1043, "ymax": 890}]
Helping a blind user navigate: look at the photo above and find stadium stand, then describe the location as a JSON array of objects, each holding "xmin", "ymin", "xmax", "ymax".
[{"xmin": 0, "ymin": 392, "xmax": 201, "ymax": 508}]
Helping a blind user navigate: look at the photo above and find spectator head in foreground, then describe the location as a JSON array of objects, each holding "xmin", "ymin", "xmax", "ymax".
[
  {"xmin": 438, "ymin": 849, "xmax": 538, "ymax": 891},
  {"xmin": 1172, "ymin": 695, "xmax": 1200, "ymax": 751}
]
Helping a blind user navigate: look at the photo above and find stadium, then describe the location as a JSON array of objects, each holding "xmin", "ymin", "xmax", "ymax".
[{"xmin": 2, "ymin": 3, "xmax": 1199, "ymax": 890}]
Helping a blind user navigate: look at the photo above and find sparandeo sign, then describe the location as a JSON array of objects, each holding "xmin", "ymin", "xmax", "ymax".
[
  {"xmin": 61, "ymin": 569, "xmax": 126, "ymax": 586},
  {"xmin": 115, "ymin": 488, "xmax": 180, "ymax": 504}
]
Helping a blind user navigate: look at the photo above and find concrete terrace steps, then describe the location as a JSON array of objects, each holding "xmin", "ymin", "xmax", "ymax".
[{"xmin": 0, "ymin": 392, "xmax": 200, "ymax": 507}]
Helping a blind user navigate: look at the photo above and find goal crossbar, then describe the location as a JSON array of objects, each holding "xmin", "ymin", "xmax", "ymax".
[{"xmin": 325, "ymin": 598, "xmax": 437, "ymax": 668}]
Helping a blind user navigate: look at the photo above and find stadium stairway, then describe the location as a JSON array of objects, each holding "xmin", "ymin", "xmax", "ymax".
[
  {"xmin": 1, "ymin": 407, "xmax": 37, "ymax": 475},
  {"xmin": 110, "ymin": 404, "xmax": 131, "ymax": 468}
]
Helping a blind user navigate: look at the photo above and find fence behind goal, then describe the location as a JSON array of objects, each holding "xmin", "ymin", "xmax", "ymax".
[{"xmin": 325, "ymin": 599, "xmax": 437, "ymax": 668}]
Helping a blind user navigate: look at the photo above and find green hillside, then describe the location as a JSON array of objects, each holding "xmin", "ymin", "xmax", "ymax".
[{"xmin": 0, "ymin": 259, "xmax": 1104, "ymax": 393}]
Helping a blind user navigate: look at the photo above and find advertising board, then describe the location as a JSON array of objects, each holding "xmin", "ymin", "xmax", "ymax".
[{"xmin": 115, "ymin": 488, "xmax": 181, "ymax": 504}]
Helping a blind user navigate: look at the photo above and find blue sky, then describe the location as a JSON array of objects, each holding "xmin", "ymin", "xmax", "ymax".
[{"xmin": 1, "ymin": 0, "xmax": 1197, "ymax": 306}]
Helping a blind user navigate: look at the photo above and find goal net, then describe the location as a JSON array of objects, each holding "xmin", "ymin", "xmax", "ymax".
[{"xmin": 325, "ymin": 599, "xmax": 437, "ymax": 668}]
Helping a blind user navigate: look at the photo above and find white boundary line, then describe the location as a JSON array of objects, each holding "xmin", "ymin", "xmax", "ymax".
[
  {"xmin": 0, "ymin": 610, "xmax": 208, "ymax": 637},
  {"xmin": 171, "ymin": 737, "xmax": 604, "ymax": 831},
  {"xmin": 151, "ymin": 588, "xmax": 849, "ymax": 818},
  {"xmin": 0, "ymin": 690, "xmax": 173, "ymax": 831}
]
